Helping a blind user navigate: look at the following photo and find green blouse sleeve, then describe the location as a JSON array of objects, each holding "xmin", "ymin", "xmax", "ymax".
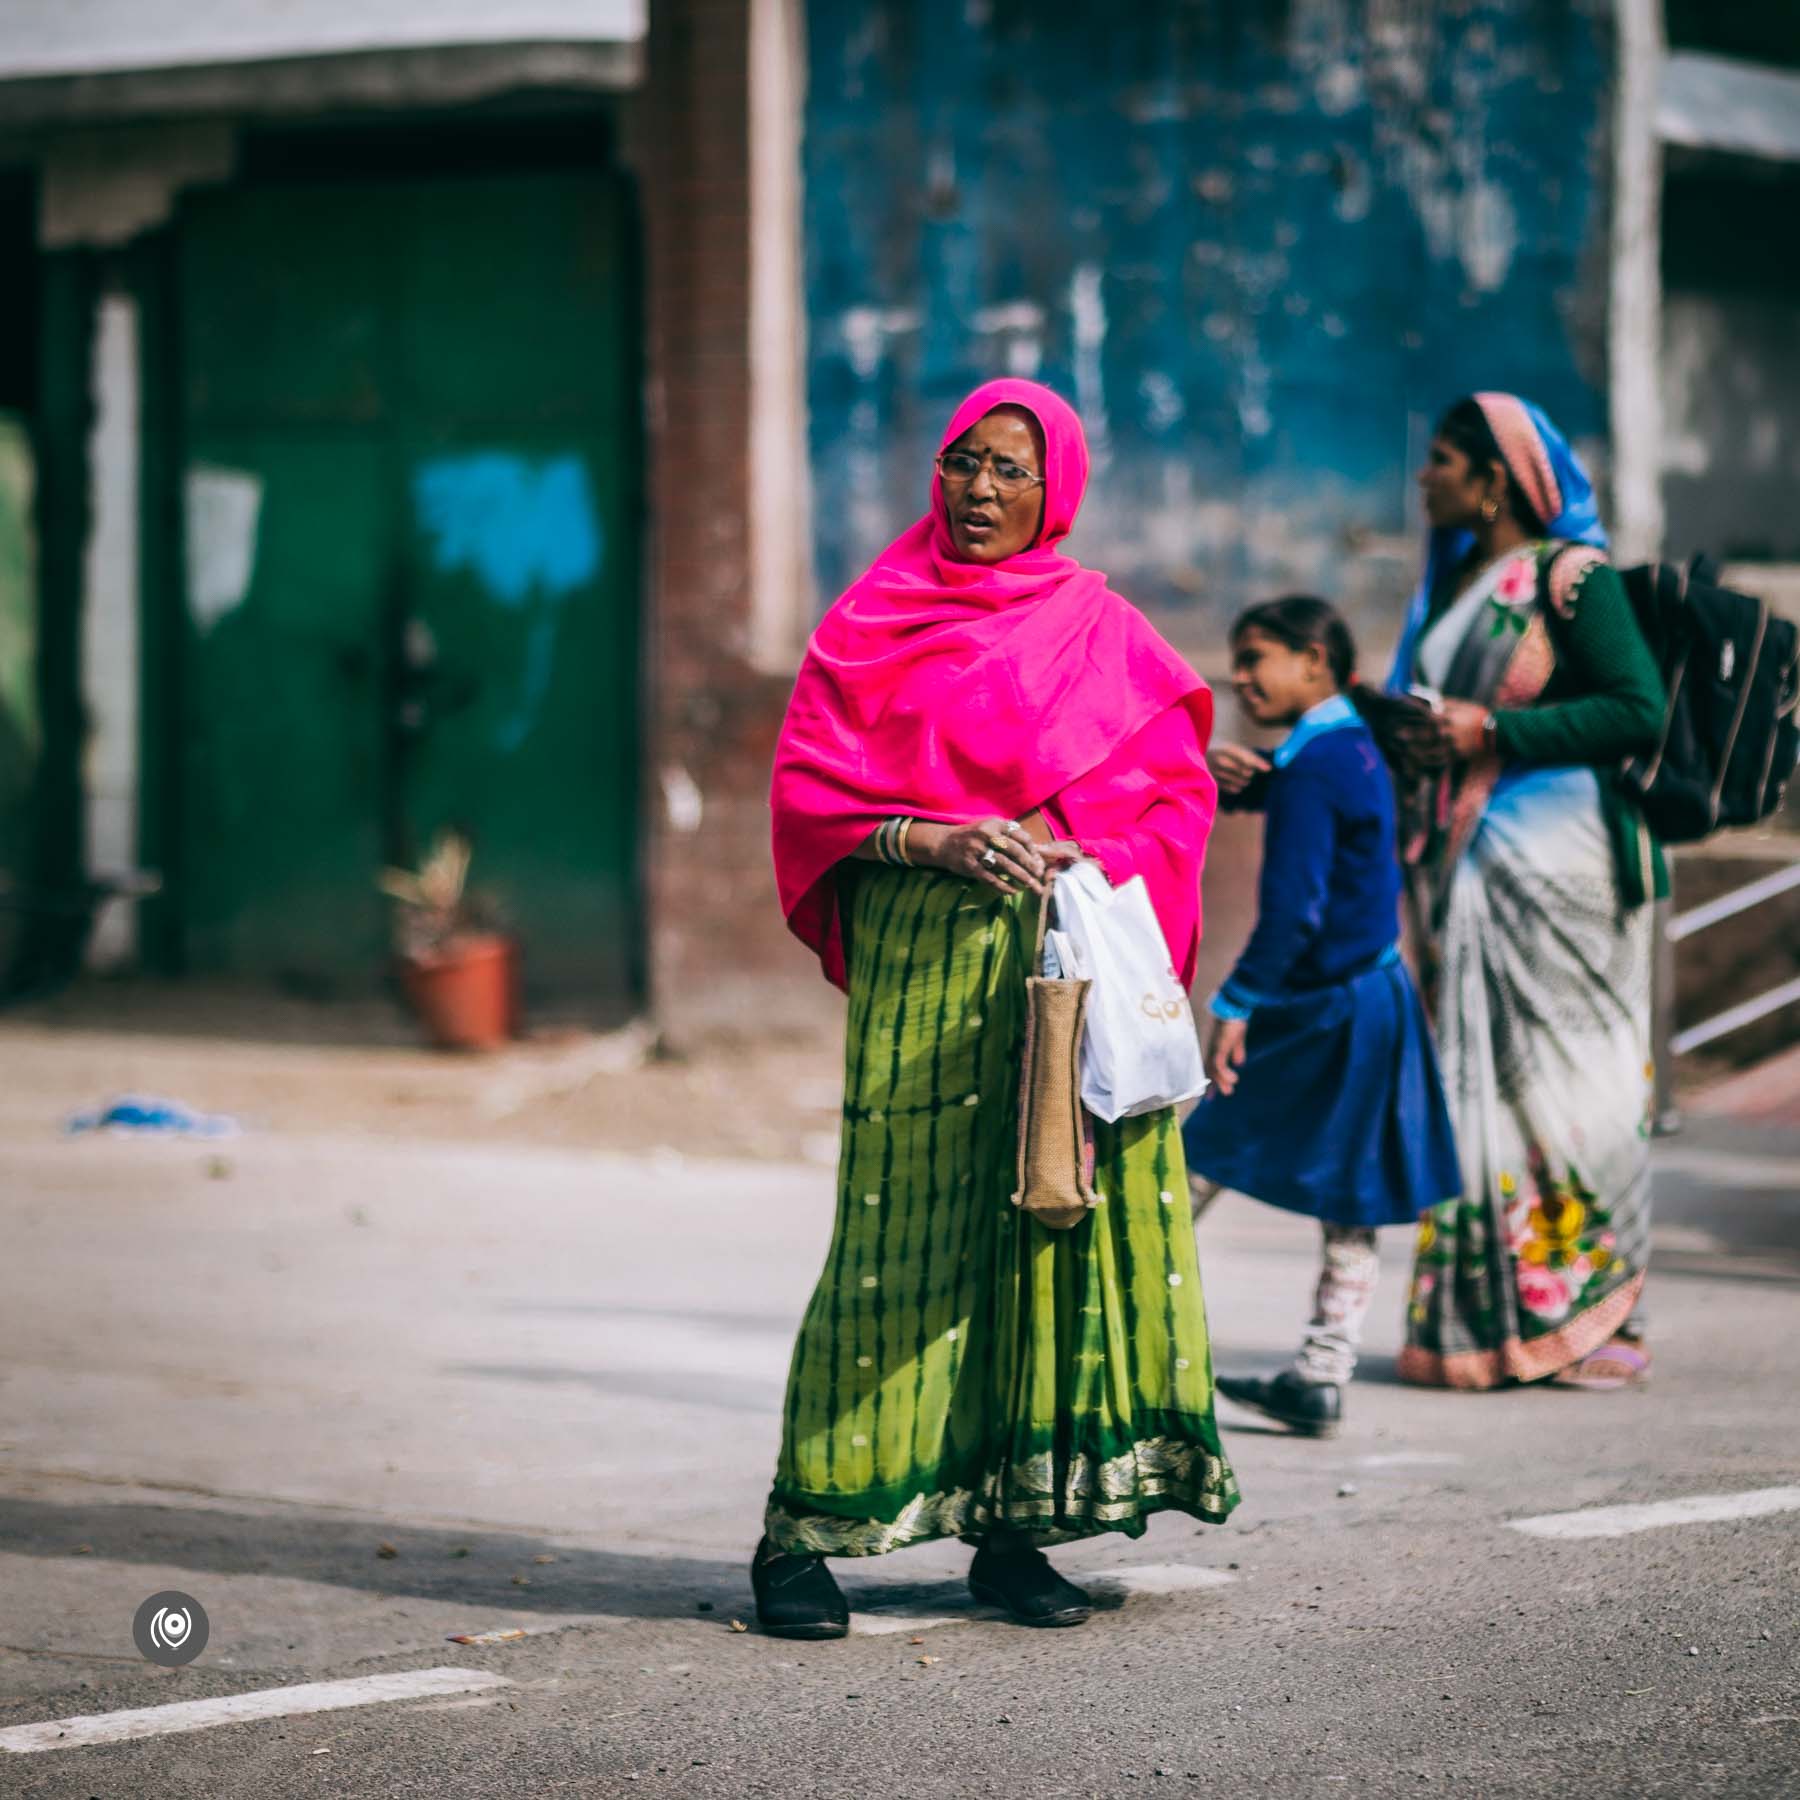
[{"xmin": 1493, "ymin": 562, "xmax": 1665, "ymax": 767}]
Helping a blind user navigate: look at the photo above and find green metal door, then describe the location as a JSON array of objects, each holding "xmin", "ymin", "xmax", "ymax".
[{"xmin": 175, "ymin": 173, "xmax": 641, "ymax": 1009}]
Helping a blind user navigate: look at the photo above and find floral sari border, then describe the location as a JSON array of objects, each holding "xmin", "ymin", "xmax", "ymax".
[
  {"xmin": 764, "ymin": 1438, "xmax": 1240, "ymax": 1557},
  {"xmin": 1397, "ymin": 1272, "xmax": 1644, "ymax": 1391}
]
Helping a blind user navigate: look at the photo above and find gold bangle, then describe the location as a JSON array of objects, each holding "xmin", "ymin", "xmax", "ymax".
[{"xmin": 896, "ymin": 817, "xmax": 915, "ymax": 867}]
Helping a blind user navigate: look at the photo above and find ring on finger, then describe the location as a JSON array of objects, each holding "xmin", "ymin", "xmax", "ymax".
[{"xmin": 980, "ymin": 848, "xmax": 999, "ymax": 868}]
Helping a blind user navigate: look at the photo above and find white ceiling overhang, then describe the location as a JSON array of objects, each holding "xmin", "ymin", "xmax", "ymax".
[{"xmin": 0, "ymin": 1, "xmax": 645, "ymax": 81}]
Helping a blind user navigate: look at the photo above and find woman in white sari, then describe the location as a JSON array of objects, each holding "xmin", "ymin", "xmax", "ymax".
[{"xmin": 1390, "ymin": 394, "xmax": 1665, "ymax": 1392}]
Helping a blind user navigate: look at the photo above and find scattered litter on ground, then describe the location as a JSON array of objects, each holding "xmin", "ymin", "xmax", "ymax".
[
  {"xmin": 916, "ymin": 1655, "xmax": 938, "ymax": 1666},
  {"xmin": 65, "ymin": 1095, "xmax": 241, "ymax": 1140},
  {"xmin": 511, "ymin": 1575, "xmax": 531, "ymax": 1588},
  {"xmin": 207, "ymin": 1156, "xmax": 233, "ymax": 1180},
  {"xmin": 532, "ymin": 1554, "xmax": 558, "ymax": 1565},
  {"xmin": 450, "ymin": 1546, "xmax": 471, "ymax": 1558},
  {"xmin": 446, "ymin": 1629, "xmax": 528, "ymax": 1647},
  {"xmin": 376, "ymin": 1543, "xmax": 399, "ymax": 1559},
  {"xmin": 728, "ymin": 1619, "xmax": 748, "ymax": 1633},
  {"xmin": 1337, "ymin": 1484, "xmax": 1358, "ymax": 1498}
]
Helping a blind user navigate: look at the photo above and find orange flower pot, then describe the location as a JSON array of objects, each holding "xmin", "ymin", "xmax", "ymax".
[{"xmin": 399, "ymin": 933, "xmax": 519, "ymax": 1051}]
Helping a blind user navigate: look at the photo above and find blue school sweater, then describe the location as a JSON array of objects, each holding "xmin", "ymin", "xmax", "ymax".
[{"xmin": 1215, "ymin": 696, "xmax": 1401, "ymax": 1017}]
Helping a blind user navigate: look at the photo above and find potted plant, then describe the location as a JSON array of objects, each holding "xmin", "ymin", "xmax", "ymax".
[{"xmin": 378, "ymin": 830, "xmax": 518, "ymax": 1050}]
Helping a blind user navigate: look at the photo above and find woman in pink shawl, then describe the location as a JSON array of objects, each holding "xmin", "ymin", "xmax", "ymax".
[{"xmin": 755, "ymin": 380, "xmax": 1238, "ymax": 1640}]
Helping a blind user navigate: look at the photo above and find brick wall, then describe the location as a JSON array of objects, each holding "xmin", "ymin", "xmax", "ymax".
[
  {"xmin": 638, "ymin": 0, "xmax": 1267, "ymax": 1048},
  {"xmin": 642, "ymin": 0, "xmax": 839, "ymax": 1047}
]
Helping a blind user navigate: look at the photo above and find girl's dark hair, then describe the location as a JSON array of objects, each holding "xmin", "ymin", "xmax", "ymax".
[
  {"xmin": 1436, "ymin": 396, "xmax": 1546, "ymax": 535},
  {"xmin": 1231, "ymin": 594, "xmax": 1356, "ymax": 691}
]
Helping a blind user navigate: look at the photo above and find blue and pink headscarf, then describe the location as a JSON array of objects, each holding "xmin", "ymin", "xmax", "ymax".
[{"xmin": 1387, "ymin": 392, "xmax": 1608, "ymax": 691}]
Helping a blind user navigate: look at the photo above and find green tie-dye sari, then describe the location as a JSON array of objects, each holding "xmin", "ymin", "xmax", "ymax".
[{"xmin": 764, "ymin": 863, "xmax": 1238, "ymax": 1556}]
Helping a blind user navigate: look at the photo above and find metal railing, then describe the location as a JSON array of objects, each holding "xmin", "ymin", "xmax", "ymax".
[
  {"xmin": 1666, "ymin": 860, "xmax": 1800, "ymax": 1054},
  {"xmin": 1652, "ymin": 858, "xmax": 1800, "ymax": 1130}
]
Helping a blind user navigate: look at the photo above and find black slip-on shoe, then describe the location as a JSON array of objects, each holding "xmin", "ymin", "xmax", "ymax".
[
  {"xmin": 968, "ymin": 1538, "xmax": 1093, "ymax": 1628},
  {"xmin": 751, "ymin": 1536, "xmax": 849, "ymax": 1640},
  {"xmin": 1217, "ymin": 1369, "xmax": 1342, "ymax": 1437}
]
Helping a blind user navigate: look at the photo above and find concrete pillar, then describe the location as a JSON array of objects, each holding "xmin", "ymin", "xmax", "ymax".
[
  {"xmin": 40, "ymin": 124, "xmax": 236, "ymax": 969},
  {"xmin": 747, "ymin": 0, "xmax": 813, "ymax": 674},
  {"xmin": 79, "ymin": 288, "xmax": 140, "ymax": 968},
  {"xmin": 1608, "ymin": 0, "xmax": 1666, "ymax": 565},
  {"xmin": 643, "ymin": 0, "xmax": 834, "ymax": 1045}
]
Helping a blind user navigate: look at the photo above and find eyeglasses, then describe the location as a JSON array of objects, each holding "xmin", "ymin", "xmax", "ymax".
[{"xmin": 936, "ymin": 449, "xmax": 1046, "ymax": 497}]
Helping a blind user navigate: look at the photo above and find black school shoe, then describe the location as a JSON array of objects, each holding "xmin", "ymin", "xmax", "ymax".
[
  {"xmin": 968, "ymin": 1535, "xmax": 1093, "ymax": 1628},
  {"xmin": 1217, "ymin": 1369, "xmax": 1342, "ymax": 1437},
  {"xmin": 751, "ymin": 1536, "xmax": 849, "ymax": 1640}
]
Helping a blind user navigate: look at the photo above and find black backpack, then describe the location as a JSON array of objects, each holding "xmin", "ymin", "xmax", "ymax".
[{"xmin": 1615, "ymin": 555, "xmax": 1799, "ymax": 844}]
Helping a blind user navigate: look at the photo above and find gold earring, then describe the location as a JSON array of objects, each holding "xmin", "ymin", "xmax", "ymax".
[{"xmin": 1480, "ymin": 497, "xmax": 1501, "ymax": 523}]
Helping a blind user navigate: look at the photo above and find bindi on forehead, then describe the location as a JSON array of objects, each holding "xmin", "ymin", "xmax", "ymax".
[{"xmin": 950, "ymin": 407, "xmax": 1043, "ymax": 473}]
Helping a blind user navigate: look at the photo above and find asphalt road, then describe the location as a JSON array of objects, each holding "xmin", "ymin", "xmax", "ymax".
[{"xmin": 1, "ymin": 1098, "xmax": 1796, "ymax": 1798}]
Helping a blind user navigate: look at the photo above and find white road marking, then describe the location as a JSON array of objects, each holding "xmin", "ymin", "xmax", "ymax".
[
  {"xmin": 1652, "ymin": 1146, "xmax": 1800, "ymax": 1191},
  {"xmin": 851, "ymin": 1562, "xmax": 1234, "ymax": 1633},
  {"xmin": 854, "ymin": 1610, "xmax": 968, "ymax": 1636},
  {"xmin": 445, "ymin": 1615, "xmax": 623, "ymax": 1647},
  {"xmin": 1508, "ymin": 1486, "xmax": 1800, "ymax": 1541},
  {"xmin": 0, "ymin": 1667, "xmax": 512, "ymax": 1754},
  {"xmin": 1086, "ymin": 1563, "xmax": 1236, "ymax": 1597}
]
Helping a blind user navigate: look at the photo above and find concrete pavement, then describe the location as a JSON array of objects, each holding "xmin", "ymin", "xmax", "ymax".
[{"xmin": 0, "ymin": 1052, "xmax": 1796, "ymax": 1796}]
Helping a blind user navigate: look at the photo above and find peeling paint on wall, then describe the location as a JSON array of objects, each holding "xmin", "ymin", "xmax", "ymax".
[
  {"xmin": 804, "ymin": 0, "xmax": 1613, "ymax": 654},
  {"xmin": 184, "ymin": 464, "xmax": 262, "ymax": 635}
]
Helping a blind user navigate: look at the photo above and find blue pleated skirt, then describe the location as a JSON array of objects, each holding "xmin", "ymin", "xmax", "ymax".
[{"xmin": 1182, "ymin": 958, "xmax": 1461, "ymax": 1229}]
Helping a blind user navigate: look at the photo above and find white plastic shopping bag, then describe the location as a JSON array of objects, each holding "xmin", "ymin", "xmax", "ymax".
[{"xmin": 1050, "ymin": 862, "xmax": 1207, "ymax": 1122}]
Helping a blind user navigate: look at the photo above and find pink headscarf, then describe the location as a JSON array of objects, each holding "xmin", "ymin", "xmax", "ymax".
[{"xmin": 771, "ymin": 378, "xmax": 1217, "ymax": 990}]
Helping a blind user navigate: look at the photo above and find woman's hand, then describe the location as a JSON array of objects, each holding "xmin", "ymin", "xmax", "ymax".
[
  {"xmin": 1436, "ymin": 699, "xmax": 1493, "ymax": 761},
  {"xmin": 912, "ymin": 817, "xmax": 1051, "ymax": 896},
  {"xmin": 1205, "ymin": 1015, "xmax": 1249, "ymax": 1096},
  {"xmin": 1039, "ymin": 840, "xmax": 1088, "ymax": 875},
  {"xmin": 1209, "ymin": 742, "xmax": 1272, "ymax": 795}
]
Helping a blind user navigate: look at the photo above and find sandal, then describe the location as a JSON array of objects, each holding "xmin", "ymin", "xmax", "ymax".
[{"xmin": 1551, "ymin": 1338, "xmax": 1651, "ymax": 1391}]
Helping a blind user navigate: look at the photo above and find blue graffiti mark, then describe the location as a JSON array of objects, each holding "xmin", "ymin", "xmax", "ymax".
[
  {"xmin": 412, "ymin": 453, "xmax": 604, "ymax": 751},
  {"xmin": 413, "ymin": 453, "xmax": 602, "ymax": 606}
]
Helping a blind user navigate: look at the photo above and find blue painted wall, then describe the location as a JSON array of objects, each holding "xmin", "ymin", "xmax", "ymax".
[{"xmin": 803, "ymin": 0, "xmax": 1614, "ymax": 661}]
